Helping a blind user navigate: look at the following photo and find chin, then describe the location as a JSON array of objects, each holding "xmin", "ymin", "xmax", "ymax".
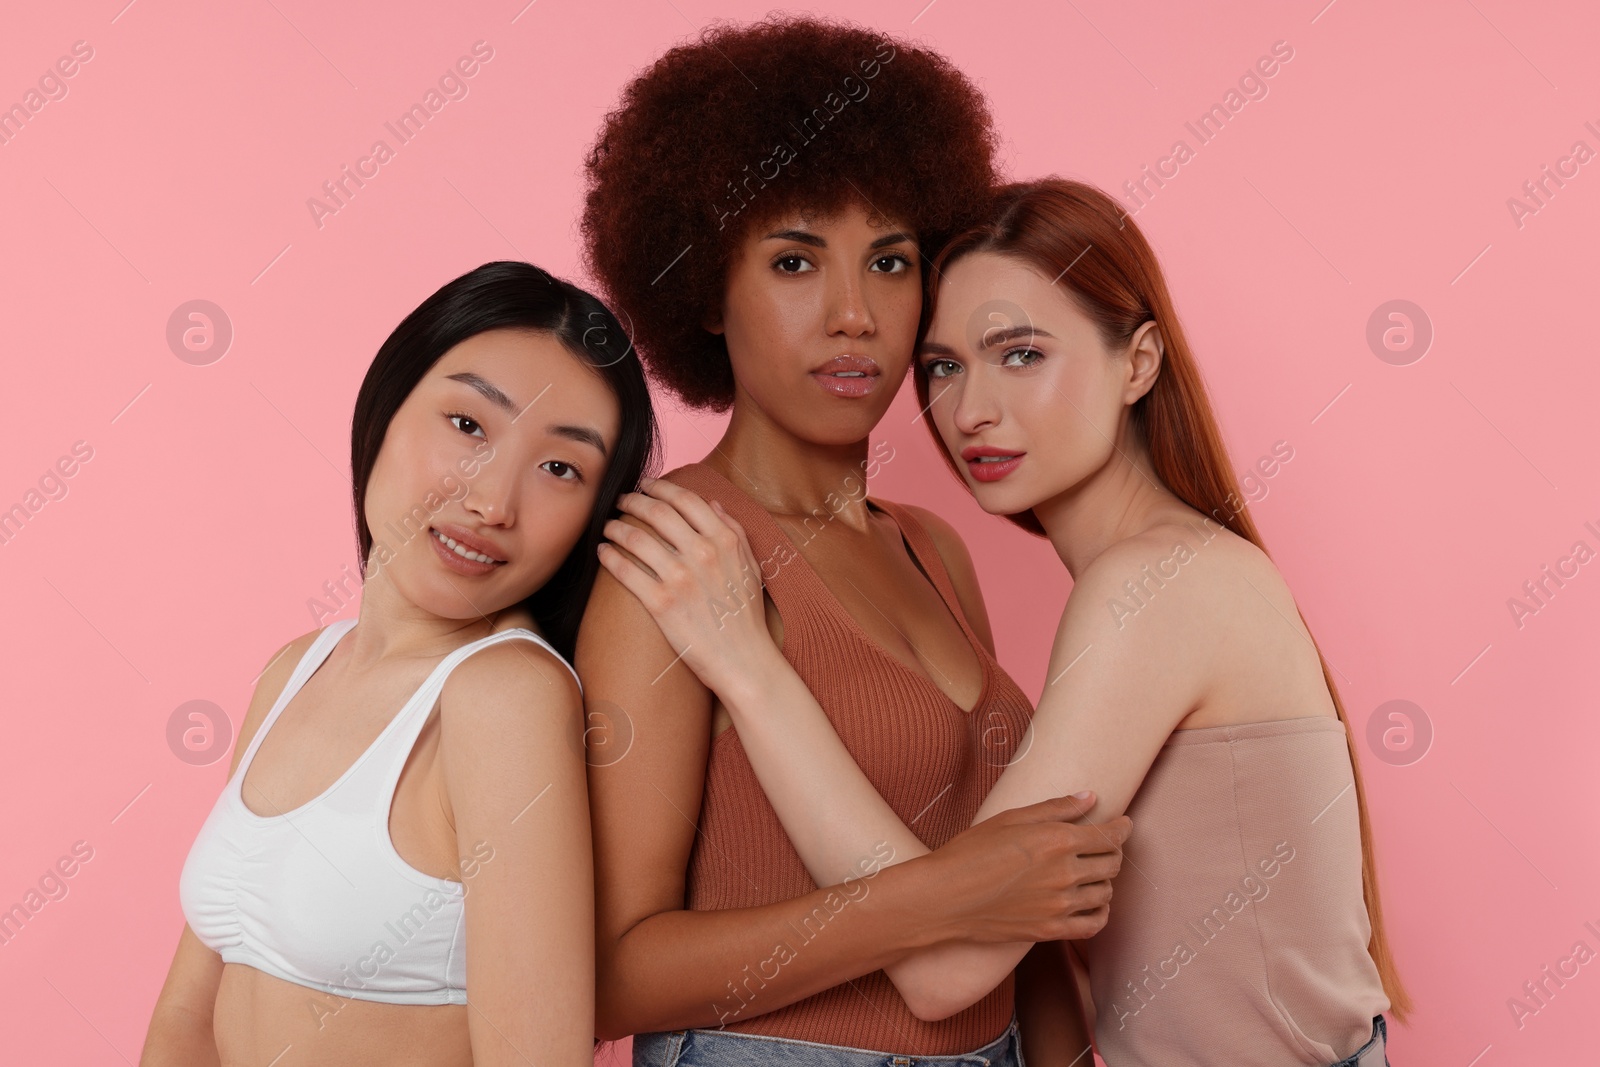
[
  {"xmin": 969, "ymin": 479, "xmax": 1047, "ymax": 517},
  {"xmin": 794, "ymin": 405, "xmax": 888, "ymax": 447}
]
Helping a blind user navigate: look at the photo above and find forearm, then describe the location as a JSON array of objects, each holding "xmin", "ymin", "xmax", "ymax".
[
  {"xmin": 599, "ymin": 852, "xmax": 953, "ymax": 1037},
  {"xmin": 714, "ymin": 649, "xmax": 1035, "ymax": 1019},
  {"xmin": 718, "ymin": 647, "xmax": 933, "ymax": 884}
]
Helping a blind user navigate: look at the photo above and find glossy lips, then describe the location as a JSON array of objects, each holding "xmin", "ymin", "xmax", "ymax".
[
  {"xmin": 810, "ymin": 354, "xmax": 880, "ymax": 398},
  {"xmin": 960, "ymin": 445, "xmax": 1025, "ymax": 483}
]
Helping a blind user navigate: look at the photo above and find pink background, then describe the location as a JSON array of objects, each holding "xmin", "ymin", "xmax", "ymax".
[{"xmin": 2, "ymin": 0, "xmax": 1597, "ymax": 1063}]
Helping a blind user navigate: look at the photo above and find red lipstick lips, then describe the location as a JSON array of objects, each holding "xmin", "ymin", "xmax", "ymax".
[{"xmin": 960, "ymin": 445, "xmax": 1025, "ymax": 483}]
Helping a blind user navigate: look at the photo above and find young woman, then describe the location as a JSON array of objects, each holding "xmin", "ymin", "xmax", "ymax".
[
  {"xmin": 576, "ymin": 16, "xmax": 1132, "ymax": 1067},
  {"xmin": 140, "ymin": 261, "xmax": 658, "ymax": 1067},
  {"xmin": 599, "ymin": 179, "xmax": 1412, "ymax": 1067}
]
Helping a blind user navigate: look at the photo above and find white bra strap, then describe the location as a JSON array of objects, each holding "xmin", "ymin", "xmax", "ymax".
[
  {"xmin": 237, "ymin": 619, "xmax": 356, "ymax": 771},
  {"xmin": 427, "ymin": 628, "xmax": 583, "ymax": 698}
]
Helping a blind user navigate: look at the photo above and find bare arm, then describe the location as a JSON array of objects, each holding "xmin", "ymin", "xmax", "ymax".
[
  {"xmin": 139, "ymin": 925, "xmax": 224, "ymax": 1067},
  {"xmin": 596, "ymin": 483, "xmax": 1131, "ymax": 1021},
  {"xmin": 581, "ymin": 511, "xmax": 1121, "ymax": 1036},
  {"xmin": 441, "ymin": 641, "xmax": 594, "ymax": 1066},
  {"xmin": 142, "ymin": 634, "xmax": 314, "ymax": 1066}
]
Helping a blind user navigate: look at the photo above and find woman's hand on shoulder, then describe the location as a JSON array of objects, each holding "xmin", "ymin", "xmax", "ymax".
[{"xmin": 596, "ymin": 476, "xmax": 779, "ymax": 698}]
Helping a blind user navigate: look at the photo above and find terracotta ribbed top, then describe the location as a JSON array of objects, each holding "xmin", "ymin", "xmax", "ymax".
[
  {"xmin": 663, "ymin": 461, "xmax": 1034, "ymax": 1055},
  {"xmin": 1076, "ymin": 715, "xmax": 1391, "ymax": 1065}
]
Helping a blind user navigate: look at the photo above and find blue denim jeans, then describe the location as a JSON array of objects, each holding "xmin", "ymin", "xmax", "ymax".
[
  {"xmin": 632, "ymin": 1012, "xmax": 1023, "ymax": 1067},
  {"xmin": 1328, "ymin": 1016, "xmax": 1390, "ymax": 1067}
]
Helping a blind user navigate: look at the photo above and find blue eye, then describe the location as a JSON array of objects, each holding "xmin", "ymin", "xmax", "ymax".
[{"xmin": 447, "ymin": 413, "xmax": 485, "ymax": 438}]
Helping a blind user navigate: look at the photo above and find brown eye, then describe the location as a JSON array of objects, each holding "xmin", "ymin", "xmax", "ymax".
[
  {"xmin": 542, "ymin": 460, "xmax": 582, "ymax": 483},
  {"xmin": 448, "ymin": 413, "xmax": 485, "ymax": 438}
]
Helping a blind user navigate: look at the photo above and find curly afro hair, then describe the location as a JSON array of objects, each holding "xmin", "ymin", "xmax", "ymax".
[{"xmin": 580, "ymin": 14, "xmax": 1001, "ymax": 412}]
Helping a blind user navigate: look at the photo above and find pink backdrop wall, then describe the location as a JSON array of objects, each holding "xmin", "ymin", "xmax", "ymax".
[{"xmin": 2, "ymin": 0, "xmax": 1596, "ymax": 1063}]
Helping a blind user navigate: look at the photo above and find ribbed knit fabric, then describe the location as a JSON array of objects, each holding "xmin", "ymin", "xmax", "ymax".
[{"xmin": 663, "ymin": 461, "xmax": 1034, "ymax": 1054}]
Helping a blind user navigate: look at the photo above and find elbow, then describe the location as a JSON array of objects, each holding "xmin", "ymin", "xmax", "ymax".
[
  {"xmin": 592, "ymin": 971, "xmax": 639, "ymax": 1043},
  {"xmin": 593, "ymin": 991, "xmax": 638, "ymax": 1043}
]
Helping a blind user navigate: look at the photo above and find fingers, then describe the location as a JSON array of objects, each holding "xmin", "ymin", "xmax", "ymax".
[
  {"xmin": 596, "ymin": 539, "xmax": 663, "ymax": 604},
  {"xmin": 994, "ymin": 791, "xmax": 1099, "ymax": 825},
  {"xmin": 615, "ymin": 486, "xmax": 702, "ymax": 554},
  {"xmin": 710, "ymin": 501, "xmax": 757, "ymax": 556},
  {"xmin": 602, "ymin": 518, "xmax": 677, "ymax": 585},
  {"xmin": 709, "ymin": 501, "xmax": 765, "ymax": 585},
  {"xmin": 1058, "ymin": 903, "xmax": 1113, "ymax": 940},
  {"xmin": 634, "ymin": 476, "xmax": 735, "ymax": 545}
]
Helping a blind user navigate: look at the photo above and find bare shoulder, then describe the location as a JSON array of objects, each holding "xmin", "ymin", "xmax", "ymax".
[
  {"xmin": 1063, "ymin": 520, "xmax": 1322, "ymax": 715},
  {"xmin": 440, "ymin": 637, "xmax": 583, "ymax": 731},
  {"xmin": 230, "ymin": 627, "xmax": 325, "ymax": 777},
  {"xmin": 1070, "ymin": 519, "xmax": 1276, "ymax": 608}
]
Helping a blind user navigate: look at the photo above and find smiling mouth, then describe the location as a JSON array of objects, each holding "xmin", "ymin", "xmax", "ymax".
[{"xmin": 430, "ymin": 527, "xmax": 505, "ymax": 565}]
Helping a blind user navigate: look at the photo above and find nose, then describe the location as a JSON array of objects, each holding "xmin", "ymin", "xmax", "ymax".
[
  {"xmin": 463, "ymin": 453, "xmax": 516, "ymax": 527},
  {"xmin": 824, "ymin": 266, "xmax": 875, "ymax": 339},
  {"xmin": 950, "ymin": 357, "xmax": 1000, "ymax": 436}
]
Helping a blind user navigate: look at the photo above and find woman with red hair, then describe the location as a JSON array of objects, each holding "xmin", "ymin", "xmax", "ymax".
[{"xmin": 603, "ymin": 178, "xmax": 1412, "ymax": 1066}]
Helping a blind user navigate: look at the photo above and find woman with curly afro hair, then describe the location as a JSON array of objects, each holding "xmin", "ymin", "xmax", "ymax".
[{"xmin": 575, "ymin": 15, "xmax": 1128, "ymax": 1067}]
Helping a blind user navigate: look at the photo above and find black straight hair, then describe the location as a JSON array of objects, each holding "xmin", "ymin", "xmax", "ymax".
[{"xmin": 349, "ymin": 260, "xmax": 659, "ymax": 659}]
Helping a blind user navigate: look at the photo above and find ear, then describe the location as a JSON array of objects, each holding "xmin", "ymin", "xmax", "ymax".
[
  {"xmin": 703, "ymin": 306, "xmax": 725, "ymax": 335},
  {"xmin": 1123, "ymin": 320, "xmax": 1164, "ymax": 405}
]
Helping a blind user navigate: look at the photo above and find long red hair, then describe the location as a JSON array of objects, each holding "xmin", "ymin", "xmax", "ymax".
[{"xmin": 913, "ymin": 177, "xmax": 1411, "ymax": 1020}]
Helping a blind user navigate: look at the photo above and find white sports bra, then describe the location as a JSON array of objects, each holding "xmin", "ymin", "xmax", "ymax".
[{"xmin": 178, "ymin": 617, "xmax": 581, "ymax": 1005}]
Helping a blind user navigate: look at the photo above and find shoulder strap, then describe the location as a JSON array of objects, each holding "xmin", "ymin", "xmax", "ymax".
[
  {"xmin": 663, "ymin": 462, "xmax": 819, "ymax": 601},
  {"xmin": 866, "ymin": 498, "xmax": 979, "ymax": 641},
  {"xmin": 485, "ymin": 629, "xmax": 583, "ymax": 694},
  {"xmin": 237, "ymin": 619, "xmax": 356, "ymax": 771}
]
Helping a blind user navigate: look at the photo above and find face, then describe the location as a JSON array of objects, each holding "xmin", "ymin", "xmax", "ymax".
[
  {"xmin": 919, "ymin": 252, "xmax": 1162, "ymax": 515},
  {"xmin": 709, "ymin": 199, "xmax": 921, "ymax": 444},
  {"xmin": 362, "ymin": 328, "xmax": 620, "ymax": 621}
]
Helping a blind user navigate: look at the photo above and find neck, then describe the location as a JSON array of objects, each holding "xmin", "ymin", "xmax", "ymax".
[
  {"xmin": 1030, "ymin": 426, "xmax": 1190, "ymax": 578},
  {"xmin": 701, "ymin": 383, "xmax": 878, "ymax": 527},
  {"xmin": 343, "ymin": 562, "xmax": 513, "ymax": 671}
]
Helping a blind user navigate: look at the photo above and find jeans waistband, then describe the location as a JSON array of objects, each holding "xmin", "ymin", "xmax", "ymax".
[
  {"xmin": 632, "ymin": 1012, "xmax": 1021, "ymax": 1067},
  {"xmin": 1328, "ymin": 1015, "xmax": 1389, "ymax": 1067}
]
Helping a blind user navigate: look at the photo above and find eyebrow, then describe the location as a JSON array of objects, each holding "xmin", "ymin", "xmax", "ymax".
[
  {"xmin": 446, "ymin": 371, "xmax": 608, "ymax": 458},
  {"xmin": 762, "ymin": 229, "xmax": 916, "ymax": 251},
  {"xmin": 920, "ymin": 324, "xmax": 1056, "ymax": 358},
  {"xmin": 550, "ymin": 423, "xmax": 609, "ymax": 458},
  {"xmin": 447, "ymin": 371, "xmax": 520, "ymax": 415},
  {"xmin": 979, "ymin": 325, "xmax": 1055, "ymax": 347}
]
